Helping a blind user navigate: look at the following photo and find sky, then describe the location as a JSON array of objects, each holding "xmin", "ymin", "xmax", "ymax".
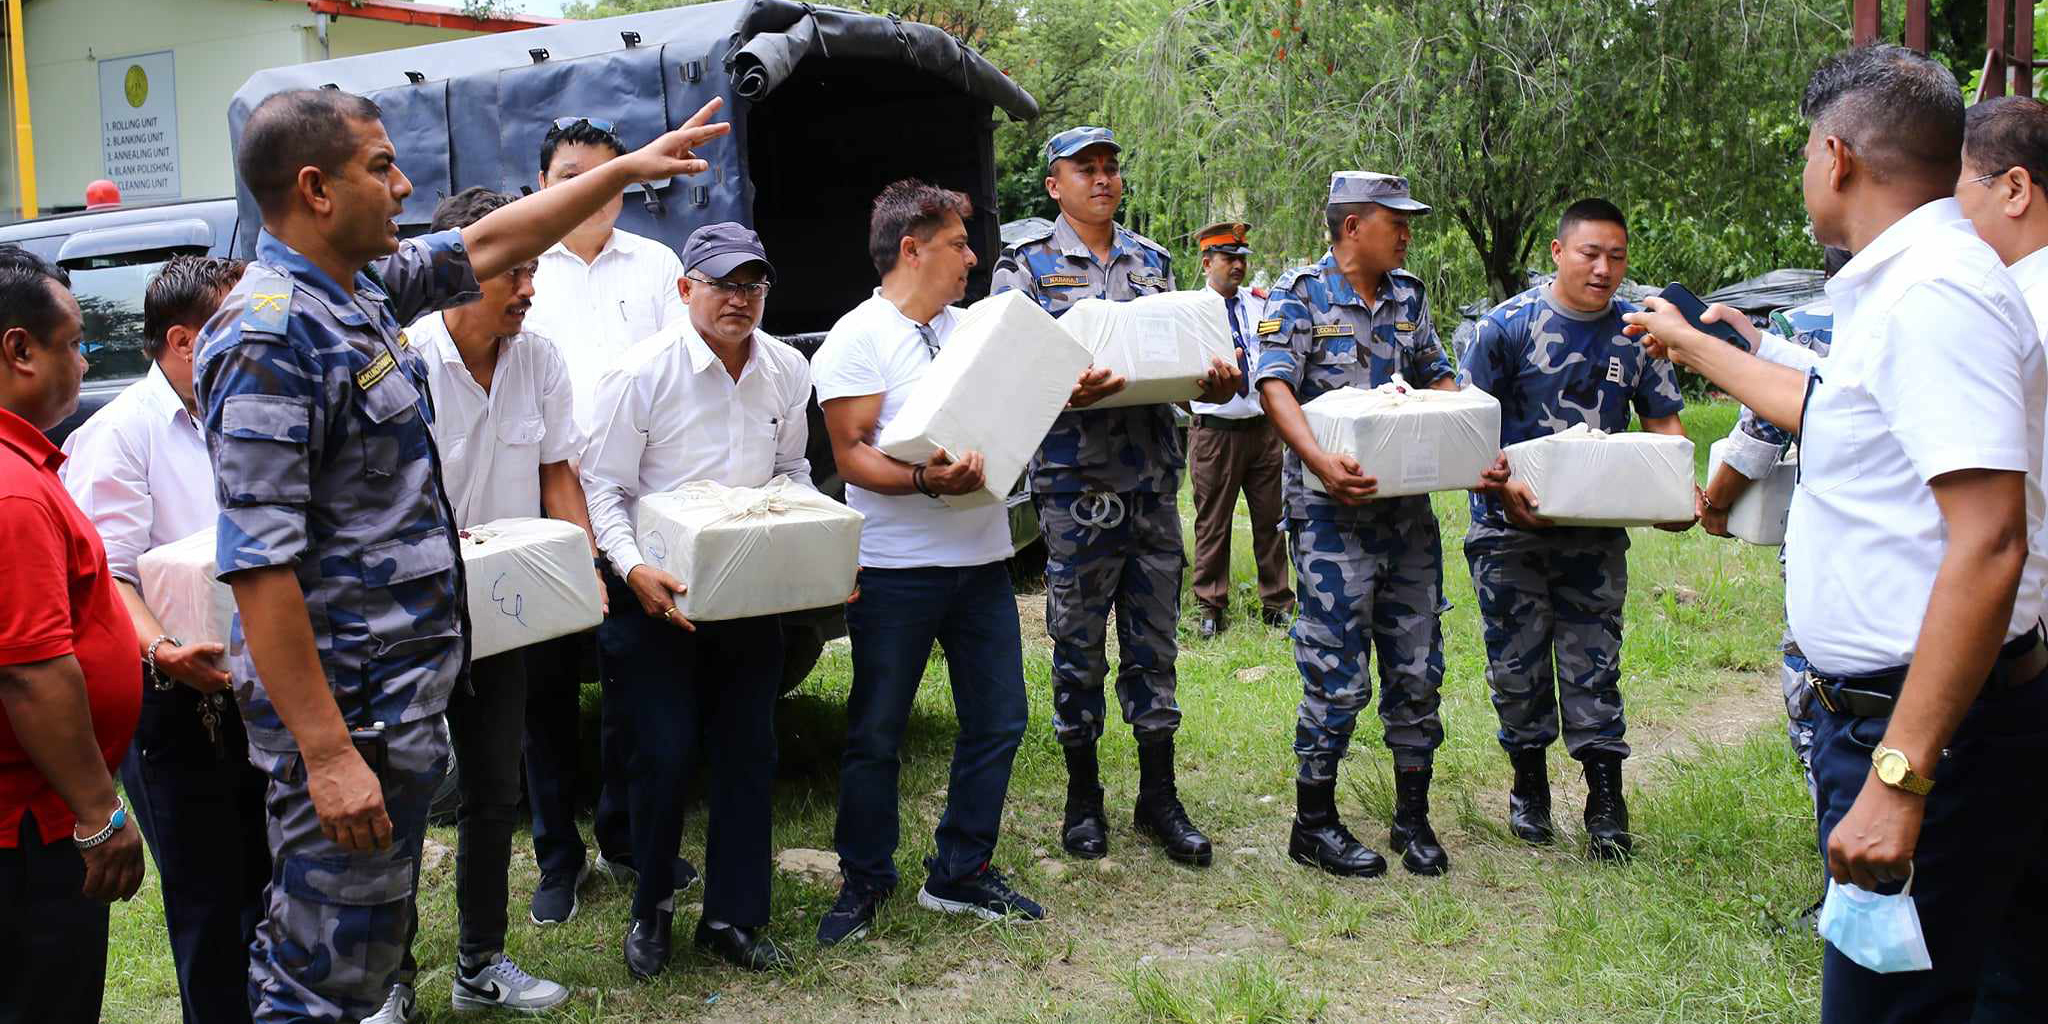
[{"xmin": 509, "ymin": 0, "xmax": 574, "ymax": 16}]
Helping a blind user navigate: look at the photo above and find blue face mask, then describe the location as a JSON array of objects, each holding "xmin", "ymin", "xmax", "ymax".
[{"xmin": 1816, "ymin": 868, "xmax": 1933, "ymax": 974}]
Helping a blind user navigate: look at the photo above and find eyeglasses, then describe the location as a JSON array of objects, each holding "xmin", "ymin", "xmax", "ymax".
[
  {"xmin": 686, "ymin": 274, "xmax": 771, "ymax": 300},
  {"xmin": 1966, "ymin": 171, "xmax": 2004, "ymax": 187},
  {"xmin": 549, "ymin": 116, "xmax": 618, "ymax": 135}
]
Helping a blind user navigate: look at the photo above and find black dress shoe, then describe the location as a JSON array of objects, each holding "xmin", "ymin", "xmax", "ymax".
[
  {"xmin": 1260, "ymin": 607, "xmax": 1292, "ymax": 628},
  {"xmin": 693, "ymin": 919, "xmax": 792, "ymax": 972},
  {"xmin": 1198, "ymin": 614, "xmax": 1222, "ymax": 640},
  {"xmin": 623, "ymin": 909, "xmax": 672, "ymax": 981}
]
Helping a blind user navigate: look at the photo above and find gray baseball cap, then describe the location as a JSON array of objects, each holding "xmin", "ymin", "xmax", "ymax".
[
  {"xmin": 1327, "ymin": 171, "xmax": 1431, "ymax": 214},
  {"xmin": 681, "ymin": 221, "xmax": 775, "ymax": 280},
  {"xmin": 1044, "ymin": 126, "xmax": 1121, "ymax": 171}
]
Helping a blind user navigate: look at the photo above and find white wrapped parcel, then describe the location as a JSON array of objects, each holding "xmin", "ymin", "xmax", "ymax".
[
  {"xmin": 460, "ymin": 517, "xmax": 605, "ymax": 659},
  {"xmin": 1706, "ymin": 437, "xmax": 1796, "ymax": 546},
  {"xmin": 1300, "ymin": 379, "xmax": 1502, "ymax": 497},
  {"xmin": 1056, "ymin": 289, "xmax": 1236, "ymax": 409},
  {"xmin": 138, "ymin": 529, "xmax": 236, "ymax": 648},
  {"xmin": 875, "ymin": 291, "xmax": 1093, "ymax": 508},
  {"xmin": 634, "ymin": 477, "xmax": 864, "ymax": 621},
  {"xmin": 1502, "ymin": 425, "xmax": 1695, "ymax": 527}
]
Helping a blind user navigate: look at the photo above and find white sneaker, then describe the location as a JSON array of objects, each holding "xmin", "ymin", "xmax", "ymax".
[
  {"xmin": 364, "ymin": 982, "xmax": 421, "ymax": 1024},
  {"xmin": 451, "ymin": 953, "xmax": 570, "ymax": 1014}
]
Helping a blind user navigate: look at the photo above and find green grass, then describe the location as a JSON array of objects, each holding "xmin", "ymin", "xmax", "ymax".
[{"xmin": 103, "ymin": 401, "xmax": 1819, "ymax": 1023}]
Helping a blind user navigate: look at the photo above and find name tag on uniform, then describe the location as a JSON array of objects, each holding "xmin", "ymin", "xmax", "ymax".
[
  {"xmin": 356, "ymin": 350, "xmax": 398, "ymax": 391},
  {"xmin": 1038, "ymin": 273, "xmax": 1089, "ymax": 288},
  {"xmin": 1129, "ymin": 272, "xmax": 1168, "ymax": 289},
  {"xmin": 1311, "ymin": 324, "xmax": 1356, "ymax": 338},
  {"xmin": 1395, "ymin": 321, "xmax": 1417, "ymax": 332},
  {"xmin": 1256, "ymin": 318, "xmax": 1285, "ymax": 336}
]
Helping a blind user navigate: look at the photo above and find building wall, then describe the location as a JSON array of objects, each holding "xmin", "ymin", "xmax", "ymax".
[{"xmin": 10, "ymin": 0, "xmax": 489, "ymax": 215}]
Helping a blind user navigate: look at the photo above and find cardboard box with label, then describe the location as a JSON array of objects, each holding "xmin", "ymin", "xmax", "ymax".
[
  {"xmin": 461, "ymin": 517, "xmax": 606, "ymax": 659},
  {"xmin": 1502, "ymin": 425, "xmax": 1696, "ymax": 526},
  {"xmin": 1300, "ymin": 379, "xmax": 1503, "ymax": 497},
  {"xmin": 137, "ymin": 529, "xmax": 237, "ymax": 648},
  {"xmin": 1056, "ymin": 290, "xmax": 1236, "ymax": 409},
  {"xmin": 875, "ymin": 292, "xmax": 1094, "ymax": 508},
  {"xmin": 634, "ymin": 477, "xmax": 864, "ymax": 621}
]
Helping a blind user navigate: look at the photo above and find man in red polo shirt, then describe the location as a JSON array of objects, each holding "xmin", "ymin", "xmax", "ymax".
[{"xmin": 0, "ymin": 245, "xmax": 145, "ymax": 1024}]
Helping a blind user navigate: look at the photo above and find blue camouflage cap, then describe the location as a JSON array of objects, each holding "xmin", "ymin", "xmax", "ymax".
[
  {"xmin": 1045, "ymin": 126, "xmax": 1121, "ymax": 171},
  {"xmin": 1328, "ymin": 171, "xmax": 1431, "ymax": 215}
]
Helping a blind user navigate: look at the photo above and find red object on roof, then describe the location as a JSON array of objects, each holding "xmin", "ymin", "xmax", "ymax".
[
  {"xmin": 84, "ymin": 180, "xmax": 121, "ymax": 209},
  {"xmin": 297, "ymin": 0, "xmax": 568, "ymax": 33}
]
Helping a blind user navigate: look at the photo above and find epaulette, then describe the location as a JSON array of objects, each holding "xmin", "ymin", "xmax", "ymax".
[
  {"xmin": 1123, "ymin": 228, "xmax": 1173, "ymax": 261},
  {"xmin": 1271, "ymin": 264, "xmax": 1316, "ymax": 294},
  {"xmin": 237, "ymin": 264, "xmax": 294, "ymax": 336},
  {"xmin": 1004, "ymin": 221, "xmax": 1057, "ymax": 253}
]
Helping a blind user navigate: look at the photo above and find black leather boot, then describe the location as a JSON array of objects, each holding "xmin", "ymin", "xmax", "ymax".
[
  {"xmin": 1388, "ymin": 765, "xmax": 1449, "ymax": 876},
  {"xmin": 1133, "ymin": 735, "xmax": 1213, "ymax": 866},
  {"xmin": 1507, "ymin": 748, "xmax": 1555, "ymax": 845},
  {"xmin": 1287, "ymin": 779, "xmax": 1386, "ymax": 877},
  {"xmin": 1582, "ymin": 752, "xmax": 1633, "ymax": 862},
  {"xmin": 1061, "ymin": 743, "xmax": 1108, "ymax": 859},
  {"xmin": 623, "ymin": 908, "xmax": 673, "ymax": 981}
]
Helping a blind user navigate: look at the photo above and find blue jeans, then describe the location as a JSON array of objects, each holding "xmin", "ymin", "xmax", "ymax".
[
  {"xmin": 1814, "ymin": 664, "xmax": 2048, "ymax": 1023},
  {"xmin": 834, "ymin": 562, "xmax": 1028, "ymax": 890}
]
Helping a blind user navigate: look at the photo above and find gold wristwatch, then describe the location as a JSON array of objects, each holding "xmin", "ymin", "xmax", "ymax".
[{"xmin": 1872, "ymin": 745, "xmax": 1934, "ymax": 796}]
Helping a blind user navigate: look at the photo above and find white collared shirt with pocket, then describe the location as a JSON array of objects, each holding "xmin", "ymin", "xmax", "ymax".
[
  {"xmin": 1786, "ymin": 198, "xmax": 2048, "ymax": 676},
  {"xmin": 413, "ymin": 312, "xmax": 585, "ymax": 528},
  {"xmin": 812, "ymin": 291, "xmax": 1011, "ymax": 569},
  {"xmin": 524, "ymin": 228, "xmax": 689, "ymax": 439},
  {"xmin": 59, "ymin": 363, "xmax": 219, "ymax": 584},
  {"xmin": 580, "ymin": 322, "xmax": 814, "ymax": 579}
]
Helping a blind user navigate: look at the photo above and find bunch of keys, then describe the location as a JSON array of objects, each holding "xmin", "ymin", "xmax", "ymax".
[{"xmin": 198, "ymin": 692, "xmax": 228, "ymax": 756}]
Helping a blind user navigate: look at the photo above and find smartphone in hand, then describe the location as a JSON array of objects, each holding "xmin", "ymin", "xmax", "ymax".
[{"xmin": 1657, "ymin": 283, "xmax": 1752, "ymax": 353}]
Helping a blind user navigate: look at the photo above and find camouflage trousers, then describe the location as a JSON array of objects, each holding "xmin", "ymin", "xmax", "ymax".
[
  {"xmin": 247, "ymin": 716, "xmax": 448, "ymax": 1024},
  {"xmin": 1037, "ymin": 490, "xmax": 1184, "ymax": 745},
  {"xmin": 1782, "ymin": 635, "xmax": 1817, "ymax": 804},
  {"xmin": 1464, "ymin": 531, "xmax": 1630, "ymax": 759},
  {"xmin": 1289, "ymin": 511, "xmax": 1447, "ymax": 783}
]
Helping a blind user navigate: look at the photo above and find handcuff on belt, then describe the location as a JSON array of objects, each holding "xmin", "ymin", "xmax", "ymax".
[{"xmin": 1073, "ymin": 490, "xmax": 1126, "ymax": 530}]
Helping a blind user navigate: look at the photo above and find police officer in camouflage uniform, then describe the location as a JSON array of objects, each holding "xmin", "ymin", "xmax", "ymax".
[
  {"xmin": 1256, "ymin": 172, "xmax": 1467, "ymax": 878},
  {"xmin": 1464, "ymin": 198, "xmax": 1691, "ymax": 863},
  {"xmin": 194, "ymin": 88, "xmax": 727, "ymax": 1024},
  {"xmin": 990, "ymin": 127, "xmax": 1241, "ymax": 867},
  {"xmin": 1698, "ymin": 251, "xmax": 1843, "ymax": 803}
]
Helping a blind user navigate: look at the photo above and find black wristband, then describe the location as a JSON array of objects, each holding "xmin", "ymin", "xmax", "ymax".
[{"xmin": 912, "ymin": 463, "xmax": 936, "ymax": 498}]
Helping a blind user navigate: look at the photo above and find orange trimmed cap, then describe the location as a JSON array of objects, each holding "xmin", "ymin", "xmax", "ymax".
[{"xmin": 1196, "ymin": 221, "xmax": 1251, "ymax": 255}]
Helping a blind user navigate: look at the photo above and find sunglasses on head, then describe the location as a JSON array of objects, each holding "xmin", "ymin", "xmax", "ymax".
[{"xmin": 549, "ymin": 116, "xmax": 618, "ymax": 135}]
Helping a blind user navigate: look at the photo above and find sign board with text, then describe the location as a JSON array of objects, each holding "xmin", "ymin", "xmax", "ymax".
[{"xmin": 99, "ymin": 50, "xmax": 180, "ymax": 202}]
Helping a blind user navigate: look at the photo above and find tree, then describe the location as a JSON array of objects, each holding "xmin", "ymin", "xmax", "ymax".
[{"xmin": 1108, "ymin": 0, "xmax": 1841, "ymax": 315}]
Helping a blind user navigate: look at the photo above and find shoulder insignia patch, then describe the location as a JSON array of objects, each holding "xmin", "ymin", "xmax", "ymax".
[
  {"xmin": 355, "ymin": 350, "xmax": 398, "ymax": 391},
  {"xmin": 1038, "ymin": 273, "xmax": 1090, "ymax": 288},
  {"xmin": 1129, "ymin": 271, "xmax": 1168, "ymax": 289},
  {"xmin": 242, "ymin": 290, "xmax": 291, "ymax": 334},
  {"xmin": 1312, "ymin": 323, "xmax": 1356, "ymax": 338},
  {"xmin": 1256, "ymin": 318, "xmax": 1285, "ymax": 336},
  {"xmin": 397, "ymin": 330, "xmax": 412, "ymax": 351}
]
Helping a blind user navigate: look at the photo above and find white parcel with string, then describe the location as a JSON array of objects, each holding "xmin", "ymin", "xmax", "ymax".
[
  {"xmin": 1299, "ymin": 378, "xmax": 1503, "ymax": 497},
  {"xmin": 1502, "ymin": 424, "xmax": 1695, "ymax": 527},
  {"xmin": 459, "ymin": 517, "xmax": 605, "ymax": 659},
  {"xmin": 633, "ymin": 476, "xmax": 864, "ymax": 621},
  {"xmin": 875, "ymin": 291, "xmax": 1094, "ymax": 508},
  {"xmin": 138, "ymin": 529, "xmax": 237, "ymax": 648},
  {"xmin": 1706, "ymin": 437, "xmax": 1796, "ymax": 546},
  {"xmin": 1056, "ymin": 289, "xmax": 1236, "ymax": 409}
]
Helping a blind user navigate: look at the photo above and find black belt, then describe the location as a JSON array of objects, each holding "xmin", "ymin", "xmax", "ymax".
[
  {"xmin": 1810, "ymin": 625, "xmax": 2048, "ymax": 718},
  {"xmin": 1192, "ymin": 414, "xmax": 1264, "ymax": 431}
]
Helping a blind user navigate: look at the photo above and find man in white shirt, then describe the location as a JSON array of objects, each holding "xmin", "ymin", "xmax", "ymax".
[
  {"xmin": 1627, "ymin": 44, "xmax": 2048, "ymax": 1023},
  {"xmin": 1956, "ymin": 95, "xmax": 2048, "ymax": 337},
  {"xmin": 810, "ymin": 180, "xmax": 1044, "ymax": 948},
  {"xmin": 580, "ymin": 223, "xmax": 806, "ymax": 978},
  {"xmin": 518, "ymin": 116, "xmax": 695, "ymax": 925},
  {"xmin": 383, "ymin": 188, "xmax": 588, "ymax": 1015},
  {"xmin": 58, "ymin": 255, "xmax": 263, "ymax": 1024},
  {"xmin": 1187, "ymin": 221, "xmax": 1292, "ymax": 641}
]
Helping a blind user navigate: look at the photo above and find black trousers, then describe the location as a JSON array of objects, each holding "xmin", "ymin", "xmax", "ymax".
[
  {"xmin": 596, "ymin": 570, "xmax": 779, "ymax": 923},
  {"xmin": 521, "ymin": 630, "xmax": 630, "ymax": 878},
  {"xmin": 121, "ymin": 683, "xmax": 269, "ymax": 1024},
  {"xmin": 0, "ymin": 811, "xmax": 110, "ymax": 1024}
]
